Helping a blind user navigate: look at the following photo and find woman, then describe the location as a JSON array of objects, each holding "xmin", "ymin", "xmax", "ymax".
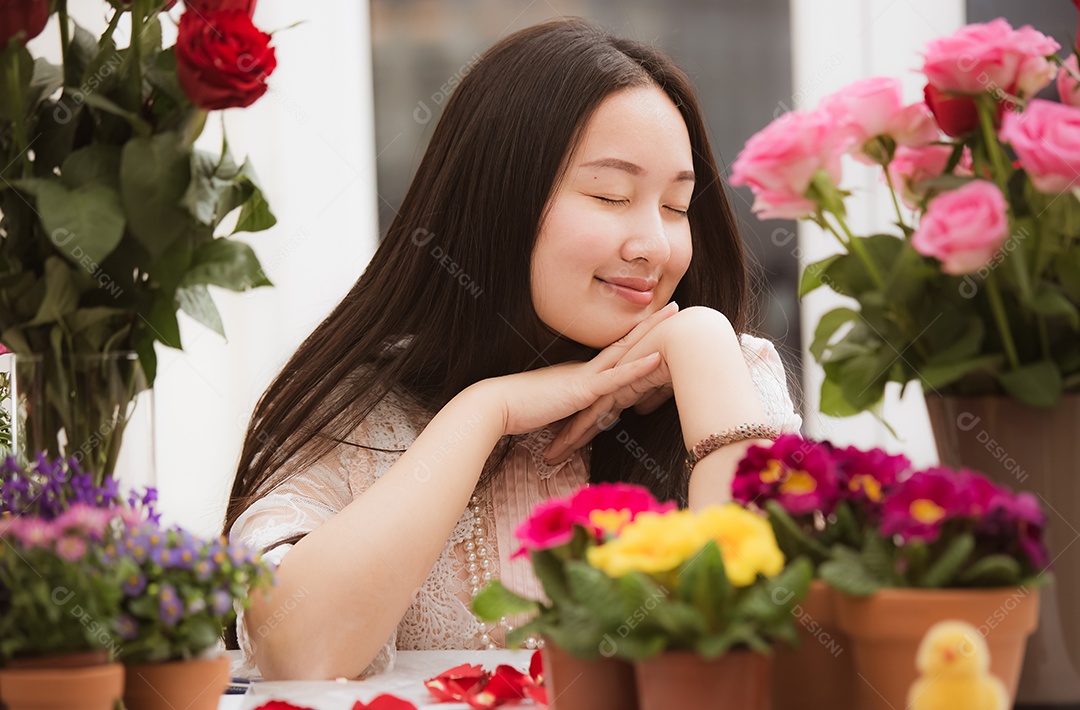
[{"xmin": 224, "ymin": 17, "xmax": 801, "ymax": 680}]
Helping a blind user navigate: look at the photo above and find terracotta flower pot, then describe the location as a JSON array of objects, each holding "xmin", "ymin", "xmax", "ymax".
[
  {"xmin": 635, "ymin": 649, "xmax": 772, "ymax": 710},
  {"xmin": 771, "ymin": 580, "xmax": 855, "ymax": 710},
  {"xmin": 123, "ymin": 654, "xmax": 232, "ymax": 710},
  {"xmin": 0, "ymin": 661, "xmax": 124, "ymax": 710},
  {"xmin": 834, "ymin": 586, "xmax": 1039, "ymax": 710},
  {"xmin": 541, "ymin": 639, "xmax": 638, "ymax": 710}
]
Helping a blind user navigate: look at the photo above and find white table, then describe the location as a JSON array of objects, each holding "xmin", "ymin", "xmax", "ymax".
[{"xmin": 221, "ymin": 649, "xmax": 538, "ymax": 709}]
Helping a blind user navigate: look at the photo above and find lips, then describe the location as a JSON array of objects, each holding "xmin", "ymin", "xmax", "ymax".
[{"xmin": 596, "ymin": 276, "xmax": 656, "ymax": 306}]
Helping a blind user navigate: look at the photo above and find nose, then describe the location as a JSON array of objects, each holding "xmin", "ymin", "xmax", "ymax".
[{"xmin": 620, "ymin": 209, "xmax": 672, "ymax": 264}]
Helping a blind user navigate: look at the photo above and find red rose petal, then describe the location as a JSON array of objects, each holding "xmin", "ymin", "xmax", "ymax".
[
  {"xmin": 350, "ymin": 695, "xmax": 418, "ymax": 710},
  {"xmin": 528, "ymin": 649, "xmax": 543, "ymax": 686},
  {"xmin": 424, "ymin": 663, "xmax": 488, "ymax": 701},
  {"xmin": 525, "ymin": 683, "xmax": 548, "ymax": 705},
  {"xmin": 253, "ymin": 703, "xmax": 315, "ymax": 710},
  {"xmin": 479, "ymin": 665, "xmax": 530, "ymax": 702}
]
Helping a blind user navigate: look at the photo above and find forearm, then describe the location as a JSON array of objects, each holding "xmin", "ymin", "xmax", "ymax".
[
  {"xmin": 660, "ymin": 308, "xmax": 766, "ymax": 510},
  {"xmin": 247, "ymin": 383, "xmax": 505, "ymax": 680}
]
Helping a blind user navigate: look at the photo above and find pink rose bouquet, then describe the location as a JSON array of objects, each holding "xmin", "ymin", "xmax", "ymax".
[
  {"xmin": 733, "ymin": 436, "xmax": 1049, "ymax": 593},
  {"xmin": 732, "ymin": 12, "xmax": 1080, "ymax": 416}
]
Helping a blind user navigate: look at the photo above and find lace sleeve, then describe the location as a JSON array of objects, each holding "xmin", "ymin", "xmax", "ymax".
[
  {"xmin": 228, "ymin": 390, "xmax": 427, "ymax": 679},
  {"xmin": 740, "ymin": 334, "xmax": 803, "ymax": 434}
]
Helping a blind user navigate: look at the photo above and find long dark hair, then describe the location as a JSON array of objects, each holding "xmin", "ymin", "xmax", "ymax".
[{"xmin": 223, "ymin": 17, "xmax": 749, "ymax": 544}]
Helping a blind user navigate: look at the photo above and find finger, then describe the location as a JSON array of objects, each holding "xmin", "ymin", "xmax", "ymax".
[
  {"xmin": 632, "ymin": 384, "xmax": 674, "ymax": 415},
  {"xmin": 589, "ymin": 352, "xmax": 662, "ymax": 398},
  {"xmin": 547, "ymin": 407, "xmax": 624, "ymax": 465},
  {"xmin": 546, "ymin": 395, "xmax": 617, "ymax": 461},
  {"xmin": 591, "ymin": 302, "xmax": 678, "ymax": 371}
]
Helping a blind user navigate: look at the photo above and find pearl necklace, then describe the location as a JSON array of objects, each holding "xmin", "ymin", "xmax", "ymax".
[{"xmin": 465, "ymin": 494, "xmax": 544, "ymax": 651}]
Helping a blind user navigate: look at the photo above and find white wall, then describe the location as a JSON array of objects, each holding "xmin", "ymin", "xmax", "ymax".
[
  {"xmin": 29, "ymin": 1, "xmax": 379, "ymax": 537},
  {"xmin": 791, "ymin": 0, "xmax": 965, "ymax": 466}
]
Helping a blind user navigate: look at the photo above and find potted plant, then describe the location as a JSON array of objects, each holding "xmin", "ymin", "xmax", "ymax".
[
  {"xmin": 473, "ymin": 483, "xmax": 675, "ymax": 710},
  {"xmin": 112, "ymin": 518, "xmax": 274, "ymax": 710},
  {"xmin": 738, "ymin": 436, "xmax": 1045, "ymax": 710},
  {"xmin": 0, "ymin": 0, "xmax": 278, "ymax": 486},
  {"xmin": 730, "ymin": 12, "xmax": 1078, "ymax": 700},
  {"xmin": 731, "ymin": 434, "xmax": 911, "ymax": 709},
  {"xmin": 474, "ymin": 483, "xmax": 812, "ymax": 710},
  {"xmin": 0, "ymin": 460, "xmax": 133, "ymax": 704}
]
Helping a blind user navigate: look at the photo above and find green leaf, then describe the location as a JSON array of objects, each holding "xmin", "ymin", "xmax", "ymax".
[
  {"xmin": 819, "ymin": 547, "xmax": 883, "ymax": 596},
  {"xmin": 809, "ymin": 307, "xmax": 859, "ymax": 362},
  {"xmin": 819, "ymin": 377, "xmax": 862, "ymax": 418},
  {"xmin": 81, "ymin": 92, "xmax": 151, "ymax": 136},
  {"xmin": 999, "ymin": 361, "xmax": 1063, "ymax": 408},
  {"xmin": 602, "ymin": 633, "xmax": 666, "ymax": 661},
  {"xmin": 919, "ymin": 533, "xmax": 975, "ymax": 588},
  {"xmin": 27, "ymin": 58, "xmax": 64, "ymax": 111},
  {"xmin": 531, "ymin": 550, "xmax": 573, "ymax": 609},
  {"xmin": 120, "ymin": 133, "xmax": 193, "ymax": 259},
  {"xmin": 565, "ymin": 560, "xmax": 625, "ymax": 627},
  {"xmin": 799, "ymin": 254, "xmax": 841, "ymax": 298},
  {"xmin": 143, "ymin": 292, "xmax": 182, "ymax": 350},
  {"xmin": 28, "ymin": 258, "xmax": 79, "ymax": 326},
  {"xmin": 233, "ymin": 185, "xmax": 277, "ymax": 234},
  {"xmin": 37, "ymin": 180, "xmax": 126, "ymax": 266},
  {"xmin": 918, "ymin": 355, "xmax": 1000, "ymax": 390},
  {"xmin": 1031, "ymin": 285, "xmax": 1080, "ymax": 330},
  {"xmin": 928, "ymin": 318, "xmax": 985, "ymax": 365},
  {"xmin": 61, "ymin": 144, "xmax": 122, "ymax": 191},
  {"xmin": 181, "ymin": 240, "xmax": 271, "ymax": 291},
  {"xmin": 64, "ymin": 22, "xmax": 100, "ymax": 88},
  {"xmin": 176, "ymin": 285, "xmax": 224, "ymax": 338},
  {"xmin": 955, "ymin": 554, "xmax": 1021, "ymax": 587},
  {"xmin": 471, "ymin": 580, "xmax": 539, "ymax": 621},
  {"xmin": 764, "ymin": 500, "xmax": 830, "ymax": 562},
  {"xmin": 676, "ymin": 541, "xmax": 728, "ymax": 625}
]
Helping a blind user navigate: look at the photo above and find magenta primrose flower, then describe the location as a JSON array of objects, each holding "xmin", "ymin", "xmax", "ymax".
[
  {"xmin": 880, "ymin": 467, "xmax": 972, "ymax": 543},
  {"xmin": 732, "ymin": 434, "xmax": 842, "ymax": 516},
  {"xmin": 832, "ymin": 445, "xmax": 911, "ymax": 510},
  {"xmin": 512, "ymin": 483, "xmax": 673, "ymax": 558}
]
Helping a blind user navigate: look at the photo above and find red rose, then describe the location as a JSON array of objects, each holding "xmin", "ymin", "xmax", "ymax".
[
  {"xmin": 0, "ymin": 0, "xmax": 50, "ymax": 50},
  {"xmin": 923, "ymin": 84, "xmax": 978, "ymax": 137},
  {"xmin": 184, "ymin": 0, "xmax": 256, "ymax": 16},
  {"xmin": 176, "ymin": 9, "xmax": 276, "ymax": 110}
]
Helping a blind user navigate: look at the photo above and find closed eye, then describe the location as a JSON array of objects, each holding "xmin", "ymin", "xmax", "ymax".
[
  {"xmin": 666, "ymin": 206, "xmax": 688, "ymax": 217},
  {"xmin": 592, "ymin": 195, "xmax": 628, "ymax": 206}
]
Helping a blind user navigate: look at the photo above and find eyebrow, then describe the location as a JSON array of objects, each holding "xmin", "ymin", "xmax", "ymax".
[{"xmin": 580, "ymin": 157, "xmax": 695, "ymax": 183}]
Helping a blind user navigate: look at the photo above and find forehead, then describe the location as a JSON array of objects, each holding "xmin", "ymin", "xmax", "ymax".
[{"xmin": 573, "ymin": 85, "xmax": 693, "ymax": 161}]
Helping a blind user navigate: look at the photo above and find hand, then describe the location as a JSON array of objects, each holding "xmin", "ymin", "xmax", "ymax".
[
  {"xmin": 543, "ymin": 306, "xmax": 737, "ymax": 463},
  {"xmin": 486, "ymin": 303, "xmax": 682, "ymax": 438}
]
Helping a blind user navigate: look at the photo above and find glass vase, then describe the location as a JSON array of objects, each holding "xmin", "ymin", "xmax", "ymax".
[{"xmin": 7, "ymin": 351, "xmax": 155, "ymax": 490}]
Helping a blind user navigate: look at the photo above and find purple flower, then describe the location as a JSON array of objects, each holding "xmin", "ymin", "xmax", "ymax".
[
  {"xmin": 210, "ymin": 589, "xmax": 232, "ymax": 616},
  {"xmin": 881, "ymin": 468, "xmax": 972, "ymax": 543},
  {"xmin": 733, "ymin": 435, "xmax": 841, "ymax": 515},
  {"xmin": 122, "ymin": 572, "xmax": 147, "ymax": 596},
  {"xmin": 159, "ymin": 584, "xmax": 183, "ymax": 627},
  {"xmin": 194, "ymin": 559, "xmax": 214, "ymax": 582},
  {"xmin": 117, "ymin": 614, "xmax": 139, "ymax": 641}
]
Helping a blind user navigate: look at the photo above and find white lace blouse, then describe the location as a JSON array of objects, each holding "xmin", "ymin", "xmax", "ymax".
[{"xmin": 230, "ymin": 334, "xmax": 802, "ymax": 679}]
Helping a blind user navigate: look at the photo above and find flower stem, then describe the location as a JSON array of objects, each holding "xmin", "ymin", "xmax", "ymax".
[
  {"xmin": 883, "ymin": 169, "xmax": 908, "ymax": 231},
  {"xmin": 977, "ymin": 96, "xmax": 1009, "ymax": 190},
  {"xmin": 5, "ymin": 53, "xmax": 31, "ymax": 179},
  {"xmin": 985, "ymin": 273, "xmax": 1020, "ymax": 369},
  {"xmin": 58, "ymin": 0, "xmax": 70, "ymax": 73},
  {"xmin": 833, "ymin": 211, "xmax": 886, "ymax": 289}
]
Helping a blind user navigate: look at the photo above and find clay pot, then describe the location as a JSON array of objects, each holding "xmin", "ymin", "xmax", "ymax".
[
  {"xmin": 123, "ymin": 654, "xmax": 232, "ymax": 710},
  {"xmin": 635, "ymin": 649, "xmax": 771, "ymax": 710},
  {"xmin": 771, "ymin": 580, "xmax": 855, "ymax": 709},
  {"xmin": 834, "ymin": 586, "xmax": 1039, "ymax": 710},
  {"xmin": 0, "ymin": 661, "xmax": 124, "ymax": 710},
  {"xmin": 541, "ymin": 640, "xmax": 638, "ymax": 710}
]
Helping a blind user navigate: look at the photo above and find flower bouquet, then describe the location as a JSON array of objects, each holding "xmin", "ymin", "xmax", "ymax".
[
  {"xmin": 0, "ymin": 0, "xmax": 278, "ymax": 483},
  {"xmin": 730, "ymin": 17, "xmax": 1080, "ymax": 416},
  {"xmin": 734, "ymin": 435, "xmax": 1046, "ymax": 709},
  {"xmin": 473, "ymin": 483, "xmax": 812, "ymax": 710}
]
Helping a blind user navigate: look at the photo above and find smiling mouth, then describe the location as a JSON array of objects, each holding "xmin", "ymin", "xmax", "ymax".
[{"xmin": 596, "ymin": 278, "xmax": 655, "ymax": 306}]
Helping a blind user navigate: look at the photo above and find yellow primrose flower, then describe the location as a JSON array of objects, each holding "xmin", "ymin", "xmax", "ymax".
[
  {"xmin": 586, "ymin": 510, "xmax": 707, "ymax": 577},
  {"xmin": 695, "ymin": 504, "xmax": 785, "ymax": 587}
]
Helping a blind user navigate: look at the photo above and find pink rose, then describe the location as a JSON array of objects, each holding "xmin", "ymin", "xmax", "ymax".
[
  {"xmin": 921, "ymin": 19, "xmax": 1060, "ymax": 97},
  {"xmin": 887, "ymin": 145, "xmax": 954, "ymax": 208},
  {"xmin": 1059, "ymin": 55, "xmax": 1080, "ymax": 109},
  {"xmin": 730, "ymin": 110, "xmax": 848, "ymax": 220},
  {"xmin": 911, "ymin": 180, "xmax": 1010, "ymax": 275},
  {"xmin": 821, "ymin": 78, "xmax": 939, "ymax": 162},
  {"xmin": 999, "ymin": 99, "xmax": 1080, "ymax": 194}
]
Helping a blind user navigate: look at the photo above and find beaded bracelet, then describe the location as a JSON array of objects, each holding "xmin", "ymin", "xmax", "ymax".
[{"xmin": 684, "ymin": 423, "xmax": 780, "ymax": 474}]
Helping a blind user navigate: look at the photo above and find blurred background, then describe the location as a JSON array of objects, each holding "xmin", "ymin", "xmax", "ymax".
[{"xmin": 29, "ymin": 0, "xmax": 1072, "ymax": 536}]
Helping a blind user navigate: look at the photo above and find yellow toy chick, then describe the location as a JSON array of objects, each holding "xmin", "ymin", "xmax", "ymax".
[{"xmin": 908, "ymin": 621, "xmax": 1009, "ymax": 710}]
